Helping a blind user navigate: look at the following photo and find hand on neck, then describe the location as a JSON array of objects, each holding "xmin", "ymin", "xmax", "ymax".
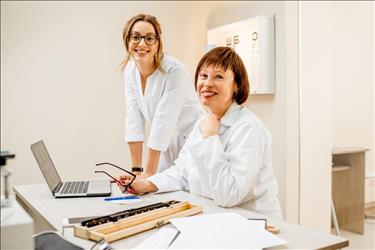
[
  {"xmin": 204, "ymin": 101, "xmax": 234, "ymax": 120},
  {"xmin": 204, "ymin": 107, "xmax": 225, "ymax": 120}
]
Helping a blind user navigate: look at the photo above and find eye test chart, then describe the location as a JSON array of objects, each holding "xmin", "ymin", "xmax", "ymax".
[{"xmin": 207, "ymin": 16, "xmax": 275, "ymax": 95}]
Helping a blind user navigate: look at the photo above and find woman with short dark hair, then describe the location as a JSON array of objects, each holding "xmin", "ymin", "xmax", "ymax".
[{"xmin": 119, "ymin": 47, "xmax": 282, "ymax": 219}]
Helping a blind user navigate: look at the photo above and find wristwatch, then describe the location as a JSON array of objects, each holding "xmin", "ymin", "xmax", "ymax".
[{"xmin": 131, "ymin": 167, "xmax": 143, "ymax": 172}]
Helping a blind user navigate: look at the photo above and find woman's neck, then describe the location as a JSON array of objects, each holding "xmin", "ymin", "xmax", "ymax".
[
  {"xmin": 211, "ymin": 101, "xmax": 233, "ymax": 119},
  {"xmin": 136, "ymin": 61, "xmax": 156, "ymax": 79}
]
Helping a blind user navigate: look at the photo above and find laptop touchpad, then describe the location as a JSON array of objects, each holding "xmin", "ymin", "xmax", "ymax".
[{"xmin": 88, "ymin": 180, "xmax": 111, "ymax": 195}]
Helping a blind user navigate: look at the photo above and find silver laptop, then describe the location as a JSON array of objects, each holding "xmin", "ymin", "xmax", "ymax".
[{"xmin": 31, "ymin": 140, "xmax": 111, "ymax": 198}]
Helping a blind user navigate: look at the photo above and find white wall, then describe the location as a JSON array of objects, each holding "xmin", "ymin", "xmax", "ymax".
[
  {"xmin": 296, "ymin": 1, "xmax": 375, "ymax": 232},
  {"xmin": 374, "ymin": 1, "xmax": 375, "ymax": 173},
  {"xmin": 331, "ymin": 2, "xmax": 374, "ymax": 204},
  {"xmin": 284, "ymin": 1, "xmax": 300, "ymax": 224},
  {"xmin": 0, "ymin": 1, "xmax": 214, "ymax": 188},
  {"xmin": 205, "ymin": 0, "xmax": 289, "ymax": 219},
  {"xmin": 298, "ymin": 2, "xmax": 333, "ymax": 232}
]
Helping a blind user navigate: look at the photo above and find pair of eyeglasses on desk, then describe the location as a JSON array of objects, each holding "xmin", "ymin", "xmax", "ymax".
[{"xmin": 94, "ymin": 162, "xmax": 136, "ymax": 193}]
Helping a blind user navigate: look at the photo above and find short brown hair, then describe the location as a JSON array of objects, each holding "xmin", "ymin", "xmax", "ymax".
[
  {"xmin": 120, "ymin": 14, "xmax": 164, "ymax": 71},
  {"xmin": 194, "ymin": 47, "xmax": 249, "ymax": 104}
]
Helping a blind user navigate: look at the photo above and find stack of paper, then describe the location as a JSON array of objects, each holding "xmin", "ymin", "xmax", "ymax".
[
  {"xmin": 134, "ymin": 227, "xmax": 179, "ymax": 249},
  {"xmin": 134, "ymin": 212, "xmax": 287, "ymax": 249},
  {"xmin": 169, "ymin": 212, "xmax": 286, "ymax": 249}
]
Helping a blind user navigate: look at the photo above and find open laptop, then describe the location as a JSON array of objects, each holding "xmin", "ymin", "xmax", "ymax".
[{"xmin": 31, "ymin": 140, "xmax": 111, "ymax": 198}]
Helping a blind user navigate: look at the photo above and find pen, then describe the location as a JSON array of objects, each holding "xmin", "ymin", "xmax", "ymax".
[{"xmin": 104, "ymin": 196, "xmax": 139, "ymax": 201}]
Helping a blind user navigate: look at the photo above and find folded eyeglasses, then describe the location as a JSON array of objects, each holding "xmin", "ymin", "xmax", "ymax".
[{"xmin": 94, "ymin": 162, "xmax": 136, "ymax": 193}]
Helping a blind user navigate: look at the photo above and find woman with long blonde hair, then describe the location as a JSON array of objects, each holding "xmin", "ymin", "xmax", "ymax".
[{"xmin": 121, "ymin": 14, "xmax": 203, "ymax": 177}]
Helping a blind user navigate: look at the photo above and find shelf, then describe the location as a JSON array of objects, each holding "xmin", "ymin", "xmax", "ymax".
[{"xmin": 332, "ymin": 165, "xmax": 350, "ymax": 172}]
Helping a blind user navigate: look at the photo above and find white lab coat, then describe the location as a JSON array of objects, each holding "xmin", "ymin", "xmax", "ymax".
[
  {"xmin": 148, "ymin": 103, "xmax": 283, "ymax": 219},
  {"xmin": 124, "ymin": 54, "xmax": 204, "ymax": 172}
]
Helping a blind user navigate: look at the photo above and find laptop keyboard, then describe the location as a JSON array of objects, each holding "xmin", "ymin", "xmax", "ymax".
[{"xmin": 60, "ymin": 181, "xmax": 89, "ymax": 194}]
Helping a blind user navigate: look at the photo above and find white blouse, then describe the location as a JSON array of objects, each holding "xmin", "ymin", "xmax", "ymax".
[
  {"xmin": 124, "ymin": 54, "xmax": 203, "ymax": 171},
  {"xmin": 148, "ymin": 103, "xmax": 283, "ymax": 219}
]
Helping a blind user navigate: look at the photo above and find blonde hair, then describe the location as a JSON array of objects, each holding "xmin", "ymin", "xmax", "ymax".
[{"xmin": 120, "ymin": 14, "xmax": 164, "ymax": 72}]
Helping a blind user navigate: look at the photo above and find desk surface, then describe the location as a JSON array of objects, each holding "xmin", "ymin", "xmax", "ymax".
[{"xmin": 14, "ymin": 184, "xmax": 348, "ymax": 249}]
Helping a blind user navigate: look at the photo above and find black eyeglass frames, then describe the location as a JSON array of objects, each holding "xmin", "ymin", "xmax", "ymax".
[
  {"xmin": 94, "ymin": 162, "xmax": 136, "ymax": 193},
  {"xmin": 128, "ymin": 33, "xmax": 158, "ymax": 45}
]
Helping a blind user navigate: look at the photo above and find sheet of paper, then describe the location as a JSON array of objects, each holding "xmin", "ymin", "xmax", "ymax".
[
  {"xmin": 169, "ymin": 212, "xmax": 287, "ymax": 249},
  {"xmin": 133, "ymin": 227, "xmax": 179, "ymax": 249}
]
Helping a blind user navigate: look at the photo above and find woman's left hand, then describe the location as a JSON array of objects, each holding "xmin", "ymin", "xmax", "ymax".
[{"xmin": 200, "ymin": 113, "xmax": 220, "ymax": 138}]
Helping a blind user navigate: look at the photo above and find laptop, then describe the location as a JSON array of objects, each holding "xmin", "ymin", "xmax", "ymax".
[{"xmin": 31, "ymin": 140, "xmax": 111, "ymax": 198}]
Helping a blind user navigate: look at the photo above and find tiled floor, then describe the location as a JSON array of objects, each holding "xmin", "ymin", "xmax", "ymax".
[{"xmin": 334, "ymin": 218, "xmax": 375, "ymax": 249}]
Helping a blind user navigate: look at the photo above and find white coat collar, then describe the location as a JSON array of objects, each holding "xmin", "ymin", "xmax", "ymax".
[{"xmin": 219, "ymin": 102, "xmax": 242, "ymax": 128}]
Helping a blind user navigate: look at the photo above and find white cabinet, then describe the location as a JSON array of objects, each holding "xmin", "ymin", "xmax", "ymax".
[
  {"xmin": 1, "ymin": 198, "xmax": 34, "ymax": 249},
  {"xmin": 207, "ymin": 16, "xmax": 275, "ymax": 95}
]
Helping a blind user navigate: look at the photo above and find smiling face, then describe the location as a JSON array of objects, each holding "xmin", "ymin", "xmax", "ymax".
[
  {"xmin": 197, "ymin": 66, "xmax": 237, "ymax": 118},
  {"xmin": 128, "ymin": 21, "xmax": 159, "ymax": 64}
]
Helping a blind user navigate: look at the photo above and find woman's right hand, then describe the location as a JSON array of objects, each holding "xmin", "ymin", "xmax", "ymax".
[
  {"xmin": 117, "ymin": 174, "xmax": 158, "ymax": 194},
  {"xmin": 200, "ymin": 113, "xmax": 220, "ymax": 138},
  {"xmin": 116, "ymin": 174, "xmax": 132, "ymax": 193}
]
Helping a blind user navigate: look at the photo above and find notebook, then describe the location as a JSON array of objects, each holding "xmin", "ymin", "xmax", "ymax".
[{"xmin": 31, "ymin": 140, "xmax": 111, "ymax": 198}]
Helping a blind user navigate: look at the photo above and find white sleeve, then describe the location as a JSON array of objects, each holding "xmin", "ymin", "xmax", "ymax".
[
  {"xmin": 147, "ymin": 67, "xmax": 191, "ymax": 151},
  {"xmin": 124, "ymin": 71, "xmax": 145, "ymax": 142},
  {"xmin": 187, "ymin": 123, "xmax": 265, "ymax": 207},
  {"xmin": 147, "ymin": 144, "xmax": 190, "ymax": 192}
]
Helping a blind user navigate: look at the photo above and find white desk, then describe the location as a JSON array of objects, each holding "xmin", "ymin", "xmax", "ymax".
[{"xmin": 15, "ymin": 184, "xmax": 348, "ymax": 249}]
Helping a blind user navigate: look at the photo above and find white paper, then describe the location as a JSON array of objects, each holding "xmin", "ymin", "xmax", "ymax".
[
  {"xmin": 169, "ymin": 212, "xmax": 287, "ymax": 249},
  {"xmin": 133, "ymin": 227, "xmax": 179, "ymax": 249}
]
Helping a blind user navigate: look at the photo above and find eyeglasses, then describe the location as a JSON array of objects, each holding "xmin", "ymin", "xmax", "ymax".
[
  {"xmin": 128, "ymin": 33, "xmax": 158, "ymax": 45},
  {"xmin": 94, "ymin": 162, "xmax": 136, "ymax": 193}
]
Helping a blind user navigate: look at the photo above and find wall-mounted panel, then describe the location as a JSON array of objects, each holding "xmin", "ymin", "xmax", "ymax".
[{"xmin": 207, "ymin": 16, "xmax": 275, "ymax": 95}]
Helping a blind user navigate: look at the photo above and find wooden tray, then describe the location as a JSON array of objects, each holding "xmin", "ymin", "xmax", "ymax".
[{"xmin": 74, "ymin": 201, "xmax": 202, "ymax": 243}]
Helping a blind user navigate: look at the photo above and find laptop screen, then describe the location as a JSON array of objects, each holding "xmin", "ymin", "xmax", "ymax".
[{"xmin": 31, "ymin": 140, "xmax": 62, "ymax": 192}]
